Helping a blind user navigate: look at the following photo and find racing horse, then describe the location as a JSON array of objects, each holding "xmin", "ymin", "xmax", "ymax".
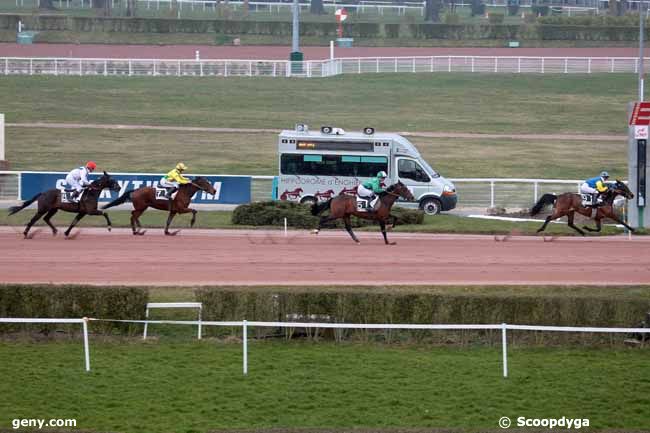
[
  {"xmin": 8, "ymin": 172, "xmax": 121, "ymax": 238},
  {"xmin": 102, "ymin": 177, "xmax": 216, "ymax": 235},
  {"xmin": 311, "ymin": 181, "xmax": 415, "ymax": 244},
  {"xmin": 530, "ymin": 179, "xmax": 635, "ymax": 236}
]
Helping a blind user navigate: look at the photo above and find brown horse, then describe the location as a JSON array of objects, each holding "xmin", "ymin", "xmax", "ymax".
[
  {"xmin": 311, "ymin": 181, "xmax": 415, "ymax": 244},
  {"xmin": 102, "ymin": 176, "xmax": 217, "ymax": 235},
  {"xmin": 8, "ymin": 171, "xmax": 121, "ymax": 238},
  {"xmin": 530, "ymin": 180, "xmax": 635, "ymax": 236}
]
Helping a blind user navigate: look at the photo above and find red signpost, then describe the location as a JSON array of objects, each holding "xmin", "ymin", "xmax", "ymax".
[
  {"xmin": 629, "ymin": 101, "xmax": 650, "ymax": 125},
  {"xmin": 335, "ymin": 8, "xmax": 348, "ymax": 38}
]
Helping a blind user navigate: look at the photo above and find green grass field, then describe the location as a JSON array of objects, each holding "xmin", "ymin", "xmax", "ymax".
[
  {"xmin": 1, "ymin": 74, "xmax": 634, "ymax": 179},
  {"xmin": 0, "ymin": 340, "xmax": 648, "ymax": 433}
]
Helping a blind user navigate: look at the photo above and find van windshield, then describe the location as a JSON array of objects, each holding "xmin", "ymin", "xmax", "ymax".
[{"xmin": 420, "ymin": 159, "xmax": 440, "ymax": 178}]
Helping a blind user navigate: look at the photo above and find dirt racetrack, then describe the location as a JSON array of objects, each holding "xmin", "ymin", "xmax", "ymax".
[{"xmin": 0, "ymin": 227, "xmax": 648, "ymax": 286}]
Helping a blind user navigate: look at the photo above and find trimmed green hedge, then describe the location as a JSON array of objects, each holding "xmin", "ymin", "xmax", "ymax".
[
  {"xmin": 195, "ymin": 287, "xmax": 650, "ymax": 344},
  {"xmin": 232, "ymin": 200, "xmax": 423, "ymax": 228},
  {"xmin": 0, "ymin": 285, "xmax": 148, "ymax": 335},
  {"xmin": 2, "ymin": 14, "xmax": 649, "ymax": 41}
]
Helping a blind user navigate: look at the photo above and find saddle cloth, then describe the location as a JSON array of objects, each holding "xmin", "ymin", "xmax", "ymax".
[
  {"xmin": 356, "ymin": 195, "xmax": 378, "ymax": 212},
  {"xmin": 580, "ymin": 193, "xmax": 602, "ymax": 208},
  {"xmin": 61, "ymin": 191, "xmax": 80, "ymax": 204},
  {"xmin": 155, "ymin": 187, "xmax": 177, "ymax": 200}
]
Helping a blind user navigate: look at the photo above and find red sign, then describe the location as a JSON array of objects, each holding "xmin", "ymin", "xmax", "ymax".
[
  {"xmin": 629, "ymin": 102, "xmax": 650, "ymax": 125},
  {"xmin": 335, "ymin": 8, "xmax": 348, "ymax": 23}
]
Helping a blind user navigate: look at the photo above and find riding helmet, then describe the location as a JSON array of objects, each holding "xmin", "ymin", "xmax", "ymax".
[
  {"xmin": 86, "ymin": 161, "xmax": 97, "ymax": 170},
  {"xmin": 600, "ymin": 171, "xmax": 609, "ymax": 179},
  {"xmin": 377, "ymin": 171, "xmax": 387, "ymax": 178},
  {"xmin": 176, "ymin": 162, "xmax": 188, "ymax": 171}
]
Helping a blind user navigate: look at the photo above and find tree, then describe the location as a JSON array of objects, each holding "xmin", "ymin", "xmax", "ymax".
[
  {"xmin": 310, "ymin": 0, "xmax": 326, "ymax": 15},
  {"xmin": 38, "ymin": 0, "xmax": 56, "ymax": 9},
  {"xmin": 424, "ymin": 0, "xmax": 443, "ymax": 22},
  {"xmin": 126, "ymin": 0, "xmax": 137, "ymax": 16},
  {"xmin": 92, "ymin": 0, "xmax": 112, "ymax": 16}
]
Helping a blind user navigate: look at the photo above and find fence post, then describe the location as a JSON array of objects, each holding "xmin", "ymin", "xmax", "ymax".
[
  {"xmin": 518, "ymin": 57, "xmax": 521, "ymax": 73},
  {"xmin": 83, "ymin": 318, "xmax": 90, "ymax": 372},
  {"xmin": 564, "ymin": 58, "xmax": 568, "ymax": 73},
  {"xmin": 490, "ymin": 181, "xmax": 495, "ymax": 208},
  {"xmin": 143, "ymin": 307, "xmax": 149, "ymax": 339},
  {"xmin": 501, "ymin": 323, "xmax": 508, "ymax": 378},
  {"xmin": 534, "ymin": 181, "xmax": 538, "ymax": 203},
  {"xmin": 197, "ymin": 308, "xmax": 202, "ymax": 340},
  {"xmin": 243, "ymin": 319, "xmax": 248, "ymax": 375}
]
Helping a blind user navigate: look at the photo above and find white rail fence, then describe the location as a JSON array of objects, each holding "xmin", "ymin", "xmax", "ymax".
[
  {"xmin": 0, "ymin": 171, "xmax": 591, "ymax": 210},
  {"xmin": 0, "ymin": 56, "xmax": 645, "ymax": 78},
  {"xmin": 1, "ymin": 317, "xmax": 649, "ymax": 376}
]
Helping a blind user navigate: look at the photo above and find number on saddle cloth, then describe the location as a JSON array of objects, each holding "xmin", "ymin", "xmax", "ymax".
[
  {"xmin": 356, "ymin": 195, "xmax": 377, "ymax": 212},
  {"xmin": 156, "ymin": 187, "xmax": 175, "ymax": 200},
  {"xmin": 61, "ymin": 190, "xmax": 81, "ymax": 204},
  {"xmin": 580, "ymin": 194, "xmax": 593, "ymax": 207}
]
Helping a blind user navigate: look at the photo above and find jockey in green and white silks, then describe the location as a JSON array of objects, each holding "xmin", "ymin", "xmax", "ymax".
[{"xmin": 357, "ymin": 171, "xmax": 387, "ymax": 210}]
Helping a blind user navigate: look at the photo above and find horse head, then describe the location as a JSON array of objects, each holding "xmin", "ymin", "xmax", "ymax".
[
  {"xmin": 388, "ymin": 181, "xmax": 415, "ymax": 201},
  {"xmin": 92, "ymin": 171, "xmax": 121, "ymax": 193},
  {"xmin": 612, "ymin": 179, "xmax": 634, "ymax": 200},
  {"xmin": 191, "ymin": 176, "xmax": 217, "ymax": 195}
]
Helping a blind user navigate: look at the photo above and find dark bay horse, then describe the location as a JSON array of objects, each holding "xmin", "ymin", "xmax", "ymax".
[
  {"xmin": 8, "ymin": 172, "xmax": 121, "ymax": 238},
  {"xmin": 311, "ymin": 181, "xmax": 415, "ymax": 244},
  {"xmin": 530, "ymin": 180, "xmax": 635, "ymax": 236},
  {"xmin": 102, "ymin": 177, "xmax": 217, "ymax": 235}
]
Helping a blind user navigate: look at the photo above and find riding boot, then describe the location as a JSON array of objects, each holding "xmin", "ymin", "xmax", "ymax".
[
  {"xmin": 591, "ymin": 193, "xmax": 599, "ymax": 208},
  {"xmin": 366, "ymin": 196, "xmax": 375, "ymax": 213},
  {"xmin": 166, "ymin": 187, "xmax": 177, "ymax": 210}
]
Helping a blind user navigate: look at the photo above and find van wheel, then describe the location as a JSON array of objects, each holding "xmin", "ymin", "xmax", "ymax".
[
  {"xmin": 420, "ymin": 197, "xmax": 442, "ymax": 215},
  {"xmin": 300, "ymin": 197, "xmax": 316, "ymax": 206}
]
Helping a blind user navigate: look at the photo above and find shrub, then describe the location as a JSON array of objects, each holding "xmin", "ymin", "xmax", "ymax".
[
  {"xmin": 0, "ymin": 285, "xmax": 148, "ymax": 335},
  {"xmin": 444, "ymin": 13, "xmax": 461, "ymax": 25},
  {"xmin": 488, "ymin": 12, "xmax": 505, "ymax": 24}
]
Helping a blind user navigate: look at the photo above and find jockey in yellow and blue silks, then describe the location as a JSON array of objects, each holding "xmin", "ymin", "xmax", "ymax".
[
  {"xmin": 580, "ymin": 171, "xmax": 610, "ymax": 207},
  {"xmin": 159, "ymin": 162, "xmax": 191, "ymax": 200},
  {"xmin": 357, "ymin": 171, "xmax": 387, "ymax": 211}
]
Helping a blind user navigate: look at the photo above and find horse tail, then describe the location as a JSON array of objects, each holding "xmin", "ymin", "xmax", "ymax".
[
  {"xmin": 530, "ymin": 193, "xmax": 557, "ymax": 216},
  {"xmin": 8, "ymin": 193, "xmax": 41, "ymax": 216},
  {"xmin": 311, "ymin": 199, "xmax": 331, "ymax": 216},
  {"xmin": 102, "ymin": 190, "xmax": 133, "ymax": 210}
]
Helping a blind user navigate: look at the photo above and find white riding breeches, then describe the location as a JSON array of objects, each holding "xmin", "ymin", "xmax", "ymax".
[
  {"xmin": 580, "ymin": 183, "xmax": 597, "ymax": 194},
  {"xmin": 357, "ymin": 184, "xmax": 374, "ymax": 199},
  {"xmin": 159, "ymin": 178, "xmax": 178, "ymax": 189}
]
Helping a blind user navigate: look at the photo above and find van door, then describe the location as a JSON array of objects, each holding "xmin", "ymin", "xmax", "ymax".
[{"xmin": 395, "ymin": 157, "xmax": 431, "ymax": 200}]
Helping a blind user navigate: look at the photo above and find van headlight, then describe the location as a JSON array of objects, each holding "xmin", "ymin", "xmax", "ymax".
[{"xmin": 443, "ymin": 185, "xmax": 455, "ymax": 195}]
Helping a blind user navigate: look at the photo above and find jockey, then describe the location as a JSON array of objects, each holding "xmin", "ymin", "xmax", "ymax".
[
  {"xmin": 160, "ymin": 162, "xmax": 191, "ymax": 200},
  {"xmin": 357, "ymin": 171, "xmax": 387, "ymax": 211},
  {"xmin": 580, "ymin": 171, "xmax": 610, "ymax": 207},
  {"xmin": 65, "ymin": 161, "xmax": 96, "ymax": 199}
]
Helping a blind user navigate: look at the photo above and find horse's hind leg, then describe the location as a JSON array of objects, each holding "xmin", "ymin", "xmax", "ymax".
[
  {"xmin": 165, "ymin": 211, "xmax": 179, "ymax": 236},
  {"xmin": 343, "ymin": 216, "xmax": 360, "ymax": 244},
  {"xmin": 312, "ymin": 215, "xmax": 334, "ymax": 235},
  {"xmin": 23, "ymin": 210, "xmax": 47, "ymax": 238},
  {"xmin": 567, "ymin": 211, "xmax": 585, "ymax": 236},
  {"xmin": 43, "ymin": 209, "xmax": 59, "ymax": 236},
  {"xmin": 131, "ymin": 209, "xmax": 145, "ymax": 235}
]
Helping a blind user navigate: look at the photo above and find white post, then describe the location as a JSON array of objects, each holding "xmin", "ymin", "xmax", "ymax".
[
  {"xmin": 195, "ymin": 50, "xmax": 200, "ymax": 61},
  {"xmin": 0, "ymin": 113, "xmax": 5, "ymax": 161},
  {"xmin": 490, "ymin": 181, "xmax": 495, "ymax": 208},
  {"xmin": 83, "ymin": 318, "xmax": 91, "ymax": 372},
  {"xmin": 284, "ymin": 217, "xmax": 287, "ymax": 236},
  {"xmin": 330, "ymin": 40, "xmax": 334, "ymax": 60},
  {"xmin": 143, "ymin": 307, "xmax": 149, "ymax": 339},
  {"xmin": 534, "ymin": 181, "xmax": 538, "ymax": 203},
  {"xmin": 197, "ymin": 308, "xmax": 202, "ymax": 340},
  {"xmin": 501, "ymin": 323, "xmax": 508, "ymax": 378},
  {"xmin": 243, "ymin": 320, "xmax": 248, "ymax": 375}
]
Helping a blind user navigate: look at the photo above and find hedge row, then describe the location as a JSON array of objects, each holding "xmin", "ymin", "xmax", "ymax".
[
  {"xmin": 195, "ymin": 287, "xmax": 650, "ymax": 344},
  {"xmin": 0, "ymin": 285, "xmax": 148, "ymax": 335},
  {"xmin": 3, "ymin": 14, "xmax": 650, "ymax": 41},
  {"xmin": 231, "ymin": 200, "xmax": 424, "ymax": 228}
]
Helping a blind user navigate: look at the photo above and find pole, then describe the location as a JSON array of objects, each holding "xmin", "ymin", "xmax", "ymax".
[
  {"xmin": 291, "ymin": 0, "xmax": 299, "ymax": 53},
  {"xmin": 501, "ymin": 323, "xmax": 508, "ymax": 378},
  {"xmin": 0, "ymin": 113, "xmax": 5, "ymax": 161},
  {"xmin": 243, "ymin": 320, "xmax": 248, "ymax": 375},
  {"xmin": 330, "ymin": 40, "xmax": 334, "ymax": 60},
  {"xmin": 640, "ymin": 5, "xmax": 645, "ymax": 102},
  {"xmin": 83, "ymin": 318, "xmax": 91, "ymax": 372}
]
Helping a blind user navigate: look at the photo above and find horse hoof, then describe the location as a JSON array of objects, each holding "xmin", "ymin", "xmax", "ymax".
[
  {"xmin": 311, "ymin": 229, "xmax": 320, "ymax": 235},
  {"xmin": 136, "ymin": 230, "xmax": 146, "ymax": 236},
  {"xmin": 165, "ymin": 230, "xmax": 180, "ymax": 236},
  {"xmin": 107, "ymin": 226, "xmax": 112, "ymax": 232},
  {"xmin": 389, "ymin": 242, "xmax": 397, "ymax": 245}
]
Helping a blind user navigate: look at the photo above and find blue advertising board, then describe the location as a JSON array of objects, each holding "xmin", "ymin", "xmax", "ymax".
[{"xmin": 20, "ymin": 172, "xmax": 251, "ymax": 204}]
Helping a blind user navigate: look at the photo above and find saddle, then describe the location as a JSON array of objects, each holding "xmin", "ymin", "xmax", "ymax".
[{"xmin": 61, "ymin": 190, "xmax": 83, "ymax": 204}]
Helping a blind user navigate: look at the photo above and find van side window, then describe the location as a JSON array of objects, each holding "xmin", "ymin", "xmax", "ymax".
[
  {"xmin": 398, "ymin": 159, "xmax": 430, "ymax": 183},
  {"xmin": 281, "ymin": 154, "xmax": 387, "ymax": 177}
]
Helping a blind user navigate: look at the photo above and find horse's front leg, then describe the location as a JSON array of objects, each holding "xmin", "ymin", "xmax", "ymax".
[
  {"xmin": 567, "ymin": 211, "xmax": 585, "ymax": 236},
  {"xmin": 165, "ymin": 211, "xmax": 179, "ymax": 236},
  {"xmin": 65, "ymin": 213, "xmax": 86, "ymax": 237},
  {"xmin": 86, "ymin": 209, "xmax": 112, "ymax": 232},
  {"xmin": 609, "ymin": 215, "xmax": 636, "ymax": 233},
  {"xmin": 583, "ymin": 218, "xmax": 602, "ymax": 232},
  {"xmin": 379, "ymin": 220, "xmax": 395, "ymax": 245}
]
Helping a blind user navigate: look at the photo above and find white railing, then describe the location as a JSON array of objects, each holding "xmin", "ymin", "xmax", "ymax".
[
  {"xmin": 0, "ymin": 56, "xmax": 644, "ymax": 78},
  {"xmin": 0, "ymin": 171, "xmax": 596, "ymax": 211},
  {"xmin": 2, "ymin": 317, "xmax": 649, "ymax": 375}
]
